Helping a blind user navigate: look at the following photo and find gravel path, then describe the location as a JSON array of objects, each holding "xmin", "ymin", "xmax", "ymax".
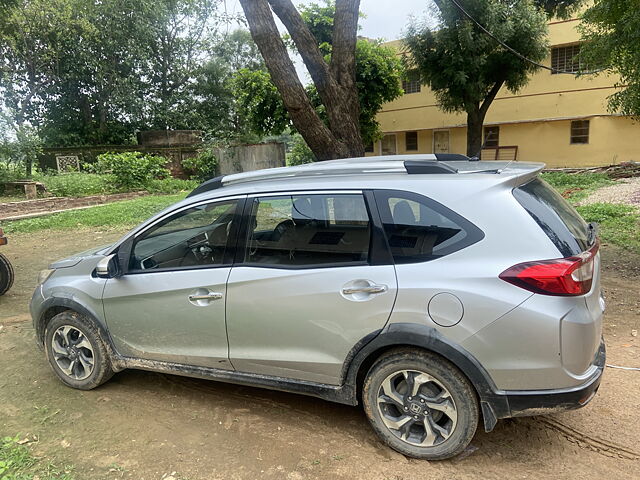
[{"xmin": 579, "ymin": 177, "xmax": 640, "ymax": 209}]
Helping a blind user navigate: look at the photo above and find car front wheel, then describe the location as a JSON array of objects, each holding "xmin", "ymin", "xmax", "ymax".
[
  {"xmin": 363, "ymin": 349, "xmax": 479, "ymax": 460},
  {"xmin": 44, "ymin": 311, "xmax": 114, "ymax": 390}
]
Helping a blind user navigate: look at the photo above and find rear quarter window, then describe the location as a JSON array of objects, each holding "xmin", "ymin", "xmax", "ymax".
[
  {"xmin": 513, "ymin": 178, "xmax": 590, "ymax": 257},
  {"xmin": 374, "ymin": 190, "xmax": 484, "ymax": 264}
]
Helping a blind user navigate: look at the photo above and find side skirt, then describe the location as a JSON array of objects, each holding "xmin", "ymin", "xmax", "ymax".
[{"xmin": 111, "ymin": 355, "xmax": 358, "ymax": 406}]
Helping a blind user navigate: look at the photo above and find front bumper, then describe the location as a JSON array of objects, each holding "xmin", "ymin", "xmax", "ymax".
[{"xmin": 506, "ymin": 339, "xmax": 606, "ymax": 417}]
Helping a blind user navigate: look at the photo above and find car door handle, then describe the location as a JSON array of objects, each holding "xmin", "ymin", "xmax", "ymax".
[
  {"xmin": 342, "ymin": 284, "xmax": 388, "ymax": 295},
  {"xmin": 188, "ymin": 292, "xmax": 223, "ymax": 301}
]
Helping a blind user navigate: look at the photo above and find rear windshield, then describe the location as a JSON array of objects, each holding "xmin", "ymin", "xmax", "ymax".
[{"xmin": 513, "ymin": 178, "xmax": 591, "ymax": 257}]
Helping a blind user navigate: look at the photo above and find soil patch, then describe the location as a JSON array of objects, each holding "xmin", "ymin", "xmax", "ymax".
[
  {"xmin": 0, "ymin": 192, "xmax": 148, "ymax": 221},
  {"xmin": 1, "ymin": 233, "xmax": 639, "ymax": 479}
]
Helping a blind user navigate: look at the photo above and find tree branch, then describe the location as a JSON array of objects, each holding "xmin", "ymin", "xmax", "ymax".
[
  {"xmin": 239, "ymin": 0, "xmax": 342, "ymax": 160},
  {"xmin": 330, "ymin": 0, "xmax": 360, "ymax": 87},
  {"xmin": 480, "ymin": 79, "xmax": 504, "ymax": 116},
  {"xmin": 266, "ymin": 0, "xmax": 332, "ymax": 93}
]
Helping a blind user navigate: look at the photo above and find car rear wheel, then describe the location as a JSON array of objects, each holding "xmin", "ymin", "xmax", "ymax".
[
  {"xmin": 44, "ymin": 311, "xmax": 114, "ymax": 390},
  {"xmin": 363, "ymin": 349, "xmax": 479, "ymax": 460},
  {"xmin": 0, "ymin": 253, "xmax": 14, "ymax": 296}
]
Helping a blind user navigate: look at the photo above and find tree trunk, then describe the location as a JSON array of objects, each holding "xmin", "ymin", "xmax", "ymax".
[
  {"xmin": 466, "ymin": 108, "xmax": 484, "ymax": 158},
  {"xmin": 240, "ymin": 0, "xmax": 364, "ymax": 160},
  {"xmin": 465, "ymin": 80, "xmax": 504, "ymax": 158}
]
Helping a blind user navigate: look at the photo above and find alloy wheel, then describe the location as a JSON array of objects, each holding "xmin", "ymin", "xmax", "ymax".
[
  {"xmin": 50, "ymin": 325, "xmax": 95, "ymax": 380},
  {"xmin": 376, "ymin": 369, "xmax": 458, "ymax": 447}
]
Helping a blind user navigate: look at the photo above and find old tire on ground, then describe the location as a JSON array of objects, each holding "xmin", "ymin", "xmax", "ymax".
[
  {"xmin": 44, "ymin": 311, "xmax": 114, "ymax": 390},
  {"xmin": 363, "ymin": 348, "xmax": 479, "ymax": 460},
  {"xmin": 0, "ymin": 252, "xmax": 14, "ymax": 296}
]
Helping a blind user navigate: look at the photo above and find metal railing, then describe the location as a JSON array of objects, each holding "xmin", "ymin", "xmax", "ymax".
[{"xmin": 481, "ymin": 145, "xmax": 518, "ymax": 161}]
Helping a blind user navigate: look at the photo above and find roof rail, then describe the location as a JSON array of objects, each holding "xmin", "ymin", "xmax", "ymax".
[
  {"xmin": 404, "ymin": 160, "xmax": 457, "ymax": 174},
  {"xmin": 187, "ymin": 155, "xmax": 467, "ymax": 198},
  {"xmin": 186, "ymin": 175, "xmax": 223, "ymax": 198},
  {"xmin": 434, "ymin": 153, "xmax": 475, "ymax": 162}
]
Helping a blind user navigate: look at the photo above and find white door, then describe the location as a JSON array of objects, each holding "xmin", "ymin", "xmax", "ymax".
[{"xmin": 433, "ymin": 130, "xmax": 450, "ymax": 153}]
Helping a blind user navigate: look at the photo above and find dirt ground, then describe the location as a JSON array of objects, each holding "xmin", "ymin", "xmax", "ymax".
[{"xmin": 1, "ymin": 229, "xmax": 639, "ymax": 480}]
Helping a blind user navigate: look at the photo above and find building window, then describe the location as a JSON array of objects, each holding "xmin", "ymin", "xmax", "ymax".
[
  {"xmin": 551, "ymin": 44, "xmax": 583, "ymax": 74},
  {"xmin": 402, "ymin": 71, "xmax": 421, "ymax": 94},
  {"xmin": 483, "ymin": 126, "xmax": 499, "ymax": 147},
  {"xmin": 405, "ymin": 131, "xmax": 418, "ymax": 151},
  {"xmin": 570, "ymin": 120, "xmax": 589, "ymax": 144},
  {"xmin": 381, "ymin": 134, "xmax": 397, "ymax": 155},
  {"xmin": 364, "ymin": 141, "xmax": 374, "ymax": 153}
]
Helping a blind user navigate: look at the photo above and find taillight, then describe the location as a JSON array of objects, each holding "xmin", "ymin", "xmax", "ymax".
[{"xmin": 499, "ymin": 242, "xmax": 599, "ymax": 296}]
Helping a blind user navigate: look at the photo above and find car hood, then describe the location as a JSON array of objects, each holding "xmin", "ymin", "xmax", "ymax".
[{"xmin": 49, "ymin": 243, "xmax": 113, "ymax": 269}]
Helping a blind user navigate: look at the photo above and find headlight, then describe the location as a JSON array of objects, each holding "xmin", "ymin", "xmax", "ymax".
[{"xmin": 37, "ymin": 269, "xmax": 54, "ymax": 285}]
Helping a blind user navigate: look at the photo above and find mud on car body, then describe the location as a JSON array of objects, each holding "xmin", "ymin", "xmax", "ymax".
[{"xmin": 30, "ymin": 155, "xmax": 605, "ymax": 460}]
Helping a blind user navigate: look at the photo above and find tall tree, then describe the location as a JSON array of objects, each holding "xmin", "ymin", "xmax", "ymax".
[
  {"xmin": 580, "ymin": 0, "xmax": 640, "ymax": 117},
  {"xmin": 239, "ymin": 0, "xmax": 363, "ymax": 160},
  {"xmin": 0, "ymin": 0, "xmax": 91, "ymax": 170},
  {"xmin": 405, "ymin": 0, "xmax": 548, "ymax": 157},
  {"xmin": 144, "ymin": 0, "xmax": 221, "ymax": 130},
  {"xmin": 234, "ymin": 1, "xmax": 402, "ymax": 154}
]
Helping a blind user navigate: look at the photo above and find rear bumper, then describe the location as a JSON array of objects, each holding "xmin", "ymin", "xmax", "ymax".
[{"xmin": 505, "ymin": 339, "xmax": 606, "ymax": 417}]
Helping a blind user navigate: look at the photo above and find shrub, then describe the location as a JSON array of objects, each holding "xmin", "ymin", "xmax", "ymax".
[
  {"xmin": 182, "ymin": 150, "xmax": 218, "ymax": 181},
  {"xmin": 93, "ymin": 151, "xmax": 170, "ymax": 189},
  {"xmin": 287, "ymin": 135, "xmax": 315, "ymax": 166},
  {"xmin": 35, "ymin": 172, "xmax": 117, "ymax": 197},
  {"xmin": 144, "ymin": 178, "xmax": 199, "ymax": 194},
  {"xmin": 0, "ymin": 161, "xmax": 24, "ymax": 194}
]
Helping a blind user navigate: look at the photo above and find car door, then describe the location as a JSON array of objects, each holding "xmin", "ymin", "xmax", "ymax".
[
  {"xmin": 226, "ymin": 191, "xmax": 398, "ymax": 385},
  {"xmin": 102, "ymin": 196, "xmax": 245, "ymax": 368}
]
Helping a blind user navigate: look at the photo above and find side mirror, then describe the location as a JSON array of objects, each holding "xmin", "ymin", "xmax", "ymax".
[{"xmin": 96, "ymin": 254, "xmax": 122, "ymax": 279}]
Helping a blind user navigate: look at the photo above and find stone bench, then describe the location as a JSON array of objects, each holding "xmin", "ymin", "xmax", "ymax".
[{"xmin": 3, "ymin": 181, "xmax": 48, "ymax": 200}]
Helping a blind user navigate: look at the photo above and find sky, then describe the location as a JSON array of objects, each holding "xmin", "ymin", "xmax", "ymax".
[
  {"xmin": 224, "ymin": 0, "xmax": 435, "ymax": 80},
  {"xmin": 225, "ymin": 0, "xmax": 434, "ymax": 41}
]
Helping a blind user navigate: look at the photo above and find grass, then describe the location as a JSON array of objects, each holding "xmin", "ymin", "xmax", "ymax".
[
  {"xmin": 577, "ymin": 203, "xmax": 640, "ymax": 253},
  {"xmin": 541, "ymin": 172, "xmax": 640, "ymax": 254},
  {"xmin": 34, "ymin": 172, "xmax": 117, "ymax": 197},
  {"xmin": 1, "ymin": 193, "xmax": 186, "ymax": 234},
  {"xmin": 0, "ymin": 435, "xmax": 74, "ymax": 480},
  {"xmin": 540, "ymin": 171, "xmax": 614, "ymax": 201}
]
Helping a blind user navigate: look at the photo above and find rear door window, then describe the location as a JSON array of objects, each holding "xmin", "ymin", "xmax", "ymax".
[
  {"xmin": 374, "ymin": 190, "xmax": 484, "ymax": 264},
  {"xmin": 513, "ymin": 178, "xmax": 590, "ymax": 257},
  {"xmin": 243, "ymin": 193, "xmax": 371, "ymax": 268}
]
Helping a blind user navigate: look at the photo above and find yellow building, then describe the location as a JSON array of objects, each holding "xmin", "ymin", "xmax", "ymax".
[{"xmin": 369, "ymin": 17, "xmax": 640, "ymax": 167}]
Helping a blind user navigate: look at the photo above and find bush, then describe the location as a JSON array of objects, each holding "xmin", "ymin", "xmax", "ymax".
[
  {"xmin": 0, "ymin": 161, "xmax": 24, "ymax": 194},
  {"xmin": 287, "ymin": 135, "xmax": 315, "ymax": 166},
  {"xmin": 182, "ymin": 150, "xmax": 218, "ymax": 181},
  {"xmin": 35, "ymin": 172, "xmax": 117, "ymax": 197},
  {"xmin": 92, "ymin": 151, "xmax": 170, "ymax": 189},
  {"xmin": 144, "ymin": 178, "xmax": 199, "ymax": 194}
]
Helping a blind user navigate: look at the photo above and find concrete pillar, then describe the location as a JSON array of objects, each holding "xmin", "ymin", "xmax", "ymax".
[{"xmin": 24, "ymin": 183, "xmax": 37, "ymax": 200}]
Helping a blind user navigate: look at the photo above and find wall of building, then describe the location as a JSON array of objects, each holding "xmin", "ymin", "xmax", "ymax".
[
  {"xmin": 369, "ymin": 116, "xmax": 638, "ymax": 167},
  {"xmin": 214, "ymin": 142, "xmax": 286, "ymax": 175},
  {"xmin": 373, "ymin": 17, "xmax": 640, "ymax": 167}
]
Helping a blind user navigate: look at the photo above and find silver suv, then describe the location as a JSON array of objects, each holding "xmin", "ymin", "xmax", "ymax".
[{"xmin": 30, "ymin": 155, "xmax": 605, "ymax": 460}]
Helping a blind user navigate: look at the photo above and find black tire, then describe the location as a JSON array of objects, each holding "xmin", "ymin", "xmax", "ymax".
[
  {"xmin": 363, "ymin": 348, "xmax": 479, "ymax": 460},
  {"xmin": 44, "ymin": 311, "xmax": 114, "ymax": 390},
  {"xmin": 0, "ymin": 252, "xmax": 14, "ymax": 296}
]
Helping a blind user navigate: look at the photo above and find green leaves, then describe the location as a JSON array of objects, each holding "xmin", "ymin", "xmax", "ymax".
[
  {"xmin": 93, "ymin": 152, "xmax": 170, "ymax": 190},
  {"xmin": 580, "ymin": 0, "xmax": 640, "ymax": 117}
]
